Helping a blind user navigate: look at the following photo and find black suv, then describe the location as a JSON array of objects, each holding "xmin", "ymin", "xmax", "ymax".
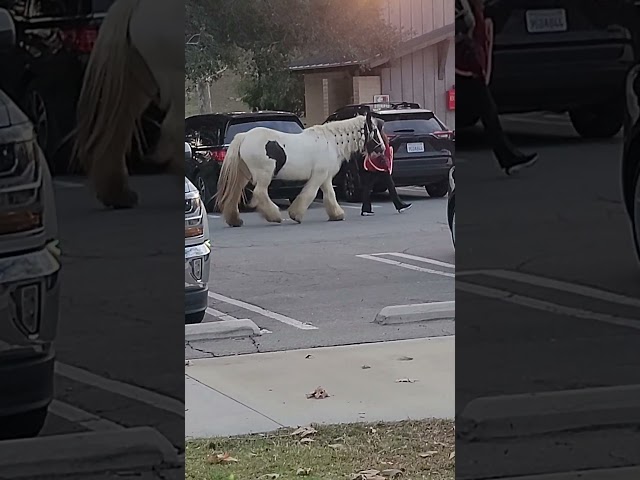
[
  {"xmin": 324, "ymin": 102, "xmax": 454, "ymax": 202},
  {"xmin": 0, "ymin": 0, "xmax": 115, "ymax": 172},
  {"xmin": 185, "ymin": 111, "xmax": 307, "ymax": 210},
  {"xmin": 463, "ymin": 0, "xmax": 637, "ymax": 139}
]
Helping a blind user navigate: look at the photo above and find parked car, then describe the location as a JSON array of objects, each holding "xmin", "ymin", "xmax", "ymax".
[
  {"xmin": 324, "ymin": 102, "xmax": 454, "ymax": 202},
  {"xmin": 185, "ymin": 111, "xmax": 307, "ymax": 210},
  {"xmin": 467, "ymin": 0, "xmax": 637, "ymax": 139},
  {"xmin": 0, "ymin": 8, "xmax": 61, "ymax": 438},
  {"xmin": 448, "ymin": 166, "xmax": 455, "ymax": 248},
  {"xmin": 185, "ymin": 146, "xmax": 211, "ymax": 324},
  {"xmin": 623, "ymin": 62, "xmax": 640, "ymax": 261},
  {"xmin": 0, "ymin": 0, "xmax": 119, "ymax": 172}
]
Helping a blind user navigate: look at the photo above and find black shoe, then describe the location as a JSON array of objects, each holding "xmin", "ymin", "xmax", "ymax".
[
  {"xmin": 361, "ymin": 211, "xmax": 375, "ymax": 216},
  {"xmin": 397, "ymin": 203, "xmax": 413, "ymax": 213},
  {"xmin": 504, "ymin": 153, "xmax": 538, "ymax": 176}
]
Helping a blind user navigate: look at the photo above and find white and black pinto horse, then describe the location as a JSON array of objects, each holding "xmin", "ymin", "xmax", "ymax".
[{"xmin": 216, "ymin": 113, "xmax": 386, "ymax": 227}]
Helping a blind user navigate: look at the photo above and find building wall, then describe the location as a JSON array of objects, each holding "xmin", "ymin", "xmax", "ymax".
[
  {"xmin": 353, "ymin": 76, "xmax": 382, "ymax": 104},
  {"xmin": 379, "ymin": 0, "xmax": 455, "ymax": 128}
]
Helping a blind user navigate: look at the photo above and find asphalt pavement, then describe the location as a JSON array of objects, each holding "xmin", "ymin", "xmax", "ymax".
[{"xmin": 185, "ymin": 185, "xmax": 455, "ymax": 360}]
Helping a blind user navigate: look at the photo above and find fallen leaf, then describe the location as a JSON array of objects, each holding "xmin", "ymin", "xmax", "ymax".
[
  {"xmin": 395, "ymin": 378, "xmax": 417, "ymax": 383},
  {"xmin": 381, "ymin": 469, "xmax": 403, "ymax": 478},
  {"xmin": 361, "ymin": 365, "xmax": 371, "ymax": 369},
  {"xmin": 397, "ymin": 356, "xmax": 414, "ymax": 361},
  {"xmin": 419, "ymin": 451, "xmax": 439, "ymax": 458},
  {"xmin": 299, "ymin": 437, "xmax": 315, "ymax": 444},
  {"xmin": 206, "ymin": 452, "xmax": 239, "ymax": 464},
  {"xmin": 449, "ymin": 451, "xmax": 456, "ymax": 460},
  {"xmin": 350, "ymin": 470, "xmax": 386, "ymax": 480},
  {"xmin": 258, "ymin": 475, "xmax": 280, "ymax": 480},
  {"xmin": 296, "ymin": 468, "xmax": 312, "ymax": 476},
  {"xmin": 328, "ymin": 443, "xmax": 345, "ymax": 450},
  {"xmin": 290, "ymin": 426, "xmax": 317, "ymax": 437},
  {"xmin": 306, "ymin": 386, "xmax": 330, "ymax": 399}
]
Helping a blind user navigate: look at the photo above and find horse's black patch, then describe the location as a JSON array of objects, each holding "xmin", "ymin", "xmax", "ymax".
[{"xmin": 265, "ymin": 140, "xmax": 287, "ymax": 176}]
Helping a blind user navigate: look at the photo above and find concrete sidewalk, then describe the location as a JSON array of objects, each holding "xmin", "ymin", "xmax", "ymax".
[{"xmin": 185, "ymin": 336, "xmax": 454, "ymax": 438}]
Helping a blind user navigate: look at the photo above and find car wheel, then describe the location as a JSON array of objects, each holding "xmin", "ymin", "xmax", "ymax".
[
  {"xmin": 448, "ymin": 195, "xmax": 455, "ymax": 248},
  {"xmin": 0, "ymin": 407, "xmax": 48, "ymax": 440},
  {"xmin": 339, "ymin": 162, "xmax": 362, "ymax": 203},
  {"xmin": 185, "ymin": 311, "xmax": 205, "ymax": 324},
  {"xmin": 194, "ymin": 172, "xmax": 217, "ymax": 212},
  {"xmin": 426, "ymin": 180, "xmax": 449, "ymax": 198},
  {"xmin": 569, "ymin": 103, "xmax": 623, "ymax": 139}
]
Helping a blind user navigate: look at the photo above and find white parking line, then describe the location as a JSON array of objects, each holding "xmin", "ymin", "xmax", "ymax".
[
  {"xmin": 372, "ymin": 252, "xmax": 455, "ymax": 269},
  {"xmin": 207, "ymin": 214, "xmax": 220, "ymax": 219},
  {"xmin": 205, "ymin": 307, "xmax": 238, "ymax": 322},
  {"xmin": 356, "ymin": 254, "xmax": 455, "ymax": 278},
  {"xmin": 49, "ymin": 400, "xmax": 123, "ymax": 431},
  {"xmin": 55, "ymin": 363, "xmax": 185, "ymax": 418},
  {"xmin": 208, "ymin": 291, "xmax": 318, "ymax": 330},
  {"xmin": 457, "ymin": 280, "xmax": 640, "ymax": 331}
]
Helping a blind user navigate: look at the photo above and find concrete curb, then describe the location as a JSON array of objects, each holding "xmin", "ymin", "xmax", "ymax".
[
  {"xmin": 374, "ymin": 301, "xmax": 455, "ymax": 325},
  {"xmin": 497, "ymin": 466, "xmax": 640, "ymax": 479},
  {"xmin": 0, "ymin": 426, "xmax": 179, "ymax": 479},
  {"xmin": 185, "ymin": 319, "xmax": 262, "ymax": 342},
  {"xmin": 458, "ymin": 384, "xmax": 640, "ymax": 441}
]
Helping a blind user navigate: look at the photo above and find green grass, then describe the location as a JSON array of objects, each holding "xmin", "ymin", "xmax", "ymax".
[{"xmin": 186, "ymin": 419, "xmax": 454, "ymax": 480}]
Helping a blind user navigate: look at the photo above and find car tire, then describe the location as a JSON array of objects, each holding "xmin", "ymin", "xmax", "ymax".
[
  {"xmin": 338, "ymin": 161, "xmax": 362, "ymax": 203},
  {"xmin": 185, "ymin": 311, "xmax": 205, "ymax": 324},
  {"xmin": 426, "ymin": 180, "xmax": 449, "ymax": 198},
  {"xmin": 194, "ymin": 171, "xmax": 217, "ymax": 212},
  {"xmin": 0, "ymin": 407, "xmax": 48, "ymax": 440},
  {"xmin": 569, "ymin": 103, "xmax": 623, "ymax": 139},
  {"xmin": 448, "ymin": 195, "xmax": 455, "ymax": 248}
]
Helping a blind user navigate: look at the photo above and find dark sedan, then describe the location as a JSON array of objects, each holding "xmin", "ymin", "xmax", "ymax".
[
  {"xmin": 324, "ymin": 102, "xmax": 454, "ymax": 202},
  {"xmin": 185, "ymin": 111, "xmax": 307, "ymax": 211}
]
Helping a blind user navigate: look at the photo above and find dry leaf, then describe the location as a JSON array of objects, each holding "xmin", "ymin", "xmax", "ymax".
[
  {"xmin": 296, "ymin": 468, "xmax": 312, "ymax": 476},
  {"xmin": 306, "ymin": 386, "xmax": 330, "ymax": 399},
  {"xmin": 299, "ymin": 437, "xmax": 315, "ymax": 444},
  {"xmin": 419, "ymin": 450, "xmax": 438, "ymax": 457},
  {"xmin": 361, "ymin": 365, "xmax": 371, "ymax": 369},
  {"xmin": 351, "ymin": 470, "xmax": 386, "ymax": 480},
  {"xmin": 381, "ymin": 469, "xmax": 403, "ymax": 478},
  {"xmin": 258, "ymin": 475, "xmax": 280, "ymax": 480},
  {"xmin": 206, "ymin": 452, "xmax": 238, "ymax": 464},
  {"xmin": 328, "ymin": 443, "xmax": 345, "ymax": 450},
  {"xmin": 397, "ymin": 356, "xmax": 413, "ymax": 361},
  {"xmin": 449, "ymin": 451, "xmax": 456, "ymax": 460},
  {"xmin": 395, "ymin": 378, "xmax": 417, "ymax": 383},
  {"xmin": 291, "ymin": 426, "xmax": 317, "ymax": 437}
]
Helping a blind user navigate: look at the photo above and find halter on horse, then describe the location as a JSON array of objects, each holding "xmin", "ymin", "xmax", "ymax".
[{"xmin": 216, "ymin": 112, "xmax": 386, "ymax": 227}]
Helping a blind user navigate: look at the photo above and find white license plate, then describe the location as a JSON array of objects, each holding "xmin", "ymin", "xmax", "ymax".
[
  {"xmin": 525, "ymin": 9, "xmax": 567, "ymax": 33},
  {"xmin": 406, "ymin": 142, "xmax": 425, "ymax": 153}
]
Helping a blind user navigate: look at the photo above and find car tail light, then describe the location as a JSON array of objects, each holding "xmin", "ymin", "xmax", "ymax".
[
  {"xmin": 210, "ymin": 148, "xmax": 227, "ymax": 162},
  {"xmin": 433, "ymin": 130, "xmax": 453, "ymax": 140},
  {"xmin": 61, "ymin": 27, "xmax": 98, "ymax": 54}
]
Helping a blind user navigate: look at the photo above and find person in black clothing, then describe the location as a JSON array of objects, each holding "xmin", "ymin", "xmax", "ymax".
[{"xmin": 359, "ymin": 131, "xmax": 412, "ymax": 216}]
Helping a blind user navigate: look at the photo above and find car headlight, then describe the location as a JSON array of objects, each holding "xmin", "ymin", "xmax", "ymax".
[
  {"xmin": 185, "ymin": 191, "xmax": 204, "ymax": 238},
  {"xmin": 0, "ymin": 138, "xmax": 43, "ymax": 236}
]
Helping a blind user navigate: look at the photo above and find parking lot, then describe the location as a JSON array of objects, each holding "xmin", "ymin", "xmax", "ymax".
[{"xmin": 186, "ymin": 185, "xmax": 455, "ymax": 359}]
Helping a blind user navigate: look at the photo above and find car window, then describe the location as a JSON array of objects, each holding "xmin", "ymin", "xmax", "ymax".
[
  {"xmin": 378, "ymin": 113, "xmax": 445, "ymax": 135},
  {"xmin": 27, "ymin": 0, "xmax": 113, "ymax": 17},
  {"xmin": 225, "ymin": 119, "xmax": 303, "ymax": 143}
]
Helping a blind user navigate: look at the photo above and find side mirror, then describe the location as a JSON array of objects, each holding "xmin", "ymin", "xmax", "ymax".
[
  {"xmin": 184, "ymin": 142, "xmax": 192, "ymax": 161},
  {"xmin": 0, "ymin": 9, "xmax": 15, "ymax": 51}
]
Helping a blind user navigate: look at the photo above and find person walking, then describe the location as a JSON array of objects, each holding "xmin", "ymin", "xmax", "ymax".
[
  {"xmin": 456, "ymin": 0, "xmax": 538, "ymax": 175},
  {"xmin": 359, "ymin": 131, "xmax": 412, "ymax": 216}
]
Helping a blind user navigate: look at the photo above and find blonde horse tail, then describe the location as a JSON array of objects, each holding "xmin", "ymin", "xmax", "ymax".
[
  {"xmin": 71, "ymin": 0, "xmax": 143, "ymax": 173},
  {"xmin": 215, "ymin": 133, "xmax": 251, "ymax": 212}
]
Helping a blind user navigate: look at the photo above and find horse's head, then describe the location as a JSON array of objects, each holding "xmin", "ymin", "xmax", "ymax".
[{"xmin": 363, "ymin": 111, "xmax": 385, "ymax": 156}]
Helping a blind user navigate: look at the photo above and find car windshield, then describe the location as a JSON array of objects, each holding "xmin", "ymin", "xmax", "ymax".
[
  {"xmin": 28, "ymin": 0, "xmax": 114, "ymax": 17},
  {"xmin": 378, "ymin": 114, "xmax": 444, "ymax": 135},
  {"xmin": 225, "ymin": 119, "xmax": 303, "ymax": 143}
]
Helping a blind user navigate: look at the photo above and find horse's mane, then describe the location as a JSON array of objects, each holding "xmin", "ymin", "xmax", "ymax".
[{"xmin": 305, "ymin": 116, "xmax": 367, "ymax": 161}]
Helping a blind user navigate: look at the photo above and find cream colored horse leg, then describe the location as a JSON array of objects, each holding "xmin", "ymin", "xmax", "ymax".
[
  {"xmin": 320, "ymin": 178, "xmax": 344, "ymax": 221},
  {"xmin": 288, "ymin": 174, "xmax": 325, "ymax": 223},
  {"xmin": 252, "ymin": 179, "xmax": 282, "ymax": 224}
]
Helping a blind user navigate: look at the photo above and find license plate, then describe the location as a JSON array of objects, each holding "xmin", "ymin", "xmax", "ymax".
[
  {"xmin": 526, "ymin": 9, "xmax": 567, "ymax": 33},
  {"xmin": 406, "ymin": 142, "xmax": 425, "ymax": 153}
]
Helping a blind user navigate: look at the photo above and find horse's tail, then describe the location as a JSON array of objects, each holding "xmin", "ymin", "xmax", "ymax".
[
  {"xmin": 215, "ymin": 133, "xmax": 251, "ymax": 211},
  {"xmin": 71, "ymin": 0, "xmax": 142, "ymax": 172}
]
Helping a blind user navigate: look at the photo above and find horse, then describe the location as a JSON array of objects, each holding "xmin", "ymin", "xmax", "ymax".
[
  {"xmin": 215, "ymin": 112, "xmax": 386, "ymax": 227},
  {"xmin": 72, "ymin": 0, "xmax": 182, "ymax": 209}
]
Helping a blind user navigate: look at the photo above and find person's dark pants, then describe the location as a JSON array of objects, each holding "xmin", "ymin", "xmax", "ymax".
[
  {"xmin": 456, "ymin": 74, "xmax": 523, "ymax": 167},
  {"xmin": 360, "ymin": 169, "xmax": 404, "ymax": 213}
]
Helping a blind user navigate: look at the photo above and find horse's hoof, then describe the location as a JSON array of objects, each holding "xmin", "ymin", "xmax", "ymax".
[
  {"xmin": 99, "ymin": 189, "xmax": 139, "ymax": 209},
  {"xmin": 228, "ymin": 219, "xmax": 243, "ymax": 227},
  {"xmin": 328, "ymin": 216, "xmax": 344, "ymax": 221},
  {"xmin": 288, "ymin": 211, "xmax": 303, "ymax": 223}
]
